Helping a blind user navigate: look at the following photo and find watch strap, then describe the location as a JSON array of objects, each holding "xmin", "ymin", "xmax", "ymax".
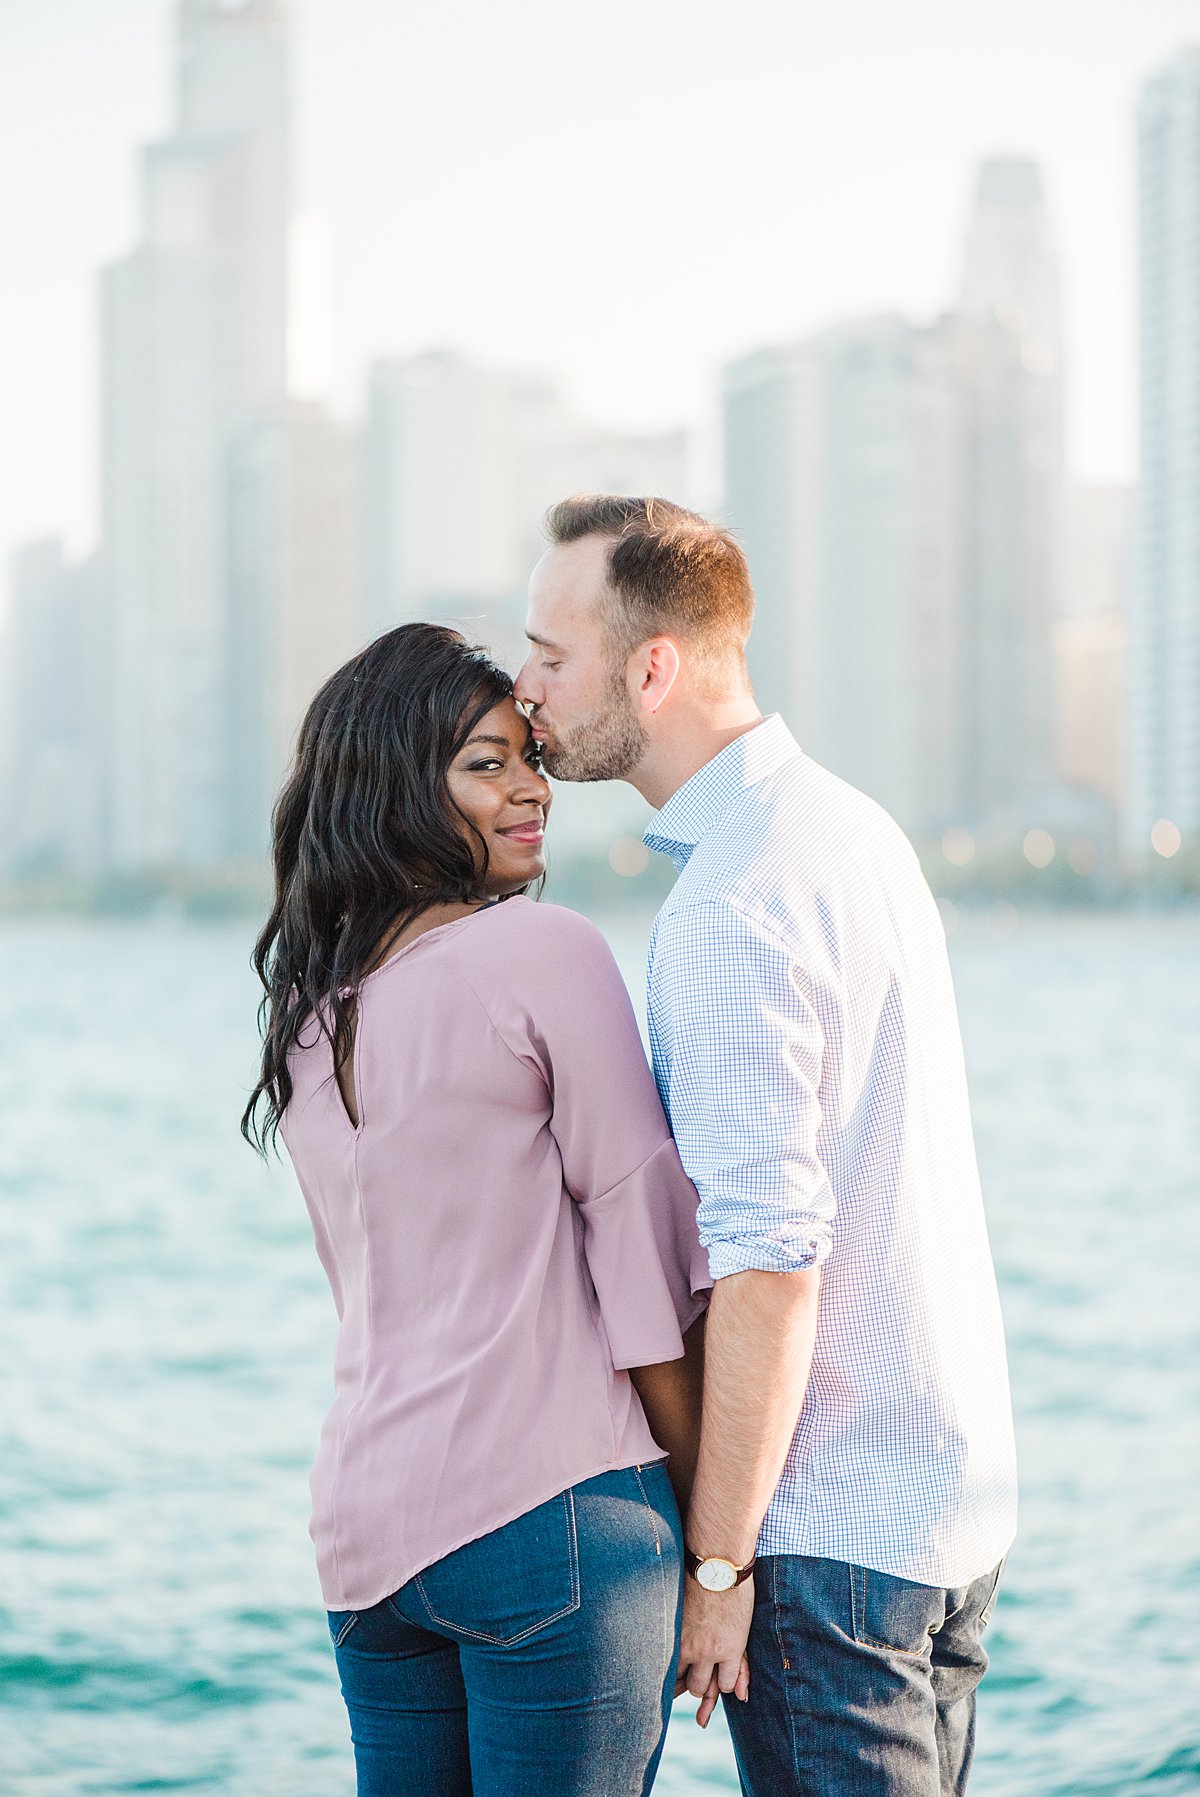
[{"xmin": 685, "ymin": 1549, "xmax": 757, "ymax": 1588}]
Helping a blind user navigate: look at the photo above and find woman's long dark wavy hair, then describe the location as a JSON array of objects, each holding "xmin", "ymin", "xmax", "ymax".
[{"xmin": 241, "ymin": 622, "xmax": 519, "ymax": 1155}]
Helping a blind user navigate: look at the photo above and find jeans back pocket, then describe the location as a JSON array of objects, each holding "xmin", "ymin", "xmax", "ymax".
[
  {"xmin": 408, "ymin": 1489, "xmax": 580, "ymax": 1647},
  {"xmin": 849, "ymin": 1563, "xmax": 942, "ymax": 1660},
  {"xmin": 328, "ymin": 1610, "xmax": 358, "ymax": 1648}
]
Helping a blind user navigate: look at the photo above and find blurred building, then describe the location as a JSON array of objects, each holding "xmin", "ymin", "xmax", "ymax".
[
  {"xmin": 1130, "ymin": 47, "xmax": 1200, "ymax": 855},
  {"xmin": 724, "ymin": 321, "xmax": 959, "ymax": 834},
  {"xmin": 960, "ymin": 156, "xmax": 1062, "ymax": 367},
  {"xmin": 366, "ymin": 348, "xmax": 692, "ymax": 674},
  {"xmin": 100, "ymin": 0, "xmax": 289, "ymax": 869},
  {"xmin": 365, "ymin": 352, "xmax": 535, "ymax": 645},
  {"xmin": 947, "ymin": 321, "xmax": 1061, "ymax": 833},
  {"xmin": 227, "ymin": 400, "xmax": 365, "ymax": 857},
  {"xmin": 363, "ymin": 348, "xmax": 692, "ymax": 863},
  {"xmin": 955, "ymin": 158, "xmax": 1064, "ymax": 829},
  {"xmin": 513, "ymin": 412, "xmax": 691, "ymax": 672},
  {"xmin": 723, "ymin": 157, "xmax": 1063, "ymax": 842},
  {"xmin": 1057, "ymin": 483, "xmax": 1130, "ymax": 820},
  {"xmin": 0, "ymin": 542, "xmax": 106, "ymax": 875}
]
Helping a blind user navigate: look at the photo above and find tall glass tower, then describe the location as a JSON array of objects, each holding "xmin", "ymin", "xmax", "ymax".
[
  {"xmin": 100, "ymin": 2, "xmax": 289, "ymax": 869},
  {"xmin": 722, "ymin": 158, "xmax": 1062, "ymax": 842},
  {"xmin": 1131, "ymin": 48, "xmax": 1200, "ymax": 855}
]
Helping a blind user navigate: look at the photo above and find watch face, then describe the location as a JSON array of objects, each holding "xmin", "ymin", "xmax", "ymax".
[{"xmin": 696, "ymin": 1558, "xmax": 737, "ymax": 1593}]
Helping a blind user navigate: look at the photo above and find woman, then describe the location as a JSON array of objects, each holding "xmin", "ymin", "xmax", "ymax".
[{"xmin": 243, "ymin": 623, "xmax": 711, "ymax": 1796}]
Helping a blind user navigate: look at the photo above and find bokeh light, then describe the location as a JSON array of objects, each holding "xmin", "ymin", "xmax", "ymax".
[
  {"xmin": 1150, "ymin": 819, "xmax": 1181, "ymax": 859},
  {"xmin": 942, "ymin": 828, "xmax": 976, "ymax": 867},
  {"xmin": 608, "ymin": 837, "xmax": 650, "ymax": 878},
  {"xmin": 1023, "ymin": 829, "xmax": 1056, "ymax": 868}
]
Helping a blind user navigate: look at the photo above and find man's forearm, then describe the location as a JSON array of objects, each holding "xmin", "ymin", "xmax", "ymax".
[{"xmin": 685, "ymin": 1266, "xmax": 820, "ymax": 1564}]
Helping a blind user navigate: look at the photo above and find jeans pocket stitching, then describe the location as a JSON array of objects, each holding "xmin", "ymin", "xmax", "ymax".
[
  {"xmin": 332, "ymin": 1612, "xmax": 359, "ymax": 1648},
  {"xmin": 979, "ymin": 1558, "xmax": 1005, "ymax": 1631},
  {"xmin": 771, "ymin": 1557, "xmax": 790, "ymax": 1673},
  {"xmin": 851, "ymin": 1565, "xmax": 935, "ymax": 1661},
  {"xmin": 413, "ymin": 1492, "xmax": 581, "ymax": 1647},
  {"xmin": 771, "ymin": 1560, "xmax": 805, "ymax": 1787},
  {"xmin": 631, "ymin": 1467, "xmax": 676, "ymax": 1664},
  {"xmin": 631, "ymin": 1462, "xmax": 663, "ymax": 1557},
  {"xmin": 566, "ymin": 1486, "xmax": 580, "ymax": 1609},
  {"xmin": 857, "ymin": 1628, "xmax": 933, "ymax": 1661}
]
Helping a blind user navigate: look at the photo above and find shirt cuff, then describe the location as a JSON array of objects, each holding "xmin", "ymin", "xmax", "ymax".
[{"xmin": 705, "ymin": 1225, "xmax": 832, "ymax": 1281}]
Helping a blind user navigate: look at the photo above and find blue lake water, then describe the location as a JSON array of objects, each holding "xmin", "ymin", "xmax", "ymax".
[{"xmin": 1, "ymin": 909, "xmax": 1198, "ymax": 1795}]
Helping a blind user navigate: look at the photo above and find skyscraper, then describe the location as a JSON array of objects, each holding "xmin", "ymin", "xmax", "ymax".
[
  {"xmin": 946, "ymin": 313, "xmax": 1061, "ymax": 828},
  {"xmin": 100, "ymin": 1, "xmax": 289, "ymax": 869},
  {"xmin": 722, "ymin": 158, "xmax": 1062, "ymax": 841},
  {"xmin": 227, "ymin": 400, "xmax": 365, "ymax": 857},
  {"xmin": 366, "ymin": 349, "xmax": 694, "ymax": 674},
  {"xmin": 365, "ymin": 352, "xmax": 532, "ymax": 643},
  {"xmin": 956, "ymin": 158, "xmax": 1064, "ymax": 827},
  {"xmin": 1130, "ymin": 48, "xmax": 1200, "ymax": 854},
  {"xmin": 960, "ymin": 156, "xmax": 1062, "ymax": 369},
  {"xmin": 724, "ymin": 319, "xmax": 962, "ymax": 836},
  {"xmin": 1057, "ymin": 483, "xmax": 1130, "ymax": 821},
  {"xmin": 0, "ymin": 542, "xmax": 106, "ymax": 875}
]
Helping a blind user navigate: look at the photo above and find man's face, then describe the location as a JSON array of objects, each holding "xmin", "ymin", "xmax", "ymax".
[{"xmin": 514, "ymin": 535, "xmax": 649, "ymax": 783}]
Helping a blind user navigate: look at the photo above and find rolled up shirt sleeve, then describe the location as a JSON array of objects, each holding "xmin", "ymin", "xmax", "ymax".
[{"xmin": 650, "ymin": 900, "xmax": 836, "ymax": 1281}]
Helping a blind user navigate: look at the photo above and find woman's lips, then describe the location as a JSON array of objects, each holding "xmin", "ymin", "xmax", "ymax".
[{"xmin": 498, "ymin": 823, "xmax": 545, "ymax": 844}]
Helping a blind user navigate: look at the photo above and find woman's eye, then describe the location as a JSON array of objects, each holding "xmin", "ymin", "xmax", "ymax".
[{"xmin": 468, "ymin": 759, "xmax": 504, "ymax": 772}]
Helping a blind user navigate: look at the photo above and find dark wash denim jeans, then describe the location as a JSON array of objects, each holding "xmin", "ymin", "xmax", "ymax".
[
  {"xmin": 327, "ymin": 1462, "xmax": 683, "ymax": 1797},
  {"xmin": 724, "ymin": 1553, "xmax": 1005, "ymax": 1797}
]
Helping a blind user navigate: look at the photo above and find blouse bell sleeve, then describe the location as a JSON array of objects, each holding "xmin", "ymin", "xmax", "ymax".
[{"xmin": 494, "ymin": 905, "xmax": 711, "ymax": 1369}]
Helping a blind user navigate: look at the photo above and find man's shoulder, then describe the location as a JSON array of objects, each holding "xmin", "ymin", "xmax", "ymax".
[
  {"xmin": 668, "ymin": 755, "xmax": 915, "ymax": 900},
  {"xmin": 650, "ymin": 753, "xmax": 930, "ymax": 976}
]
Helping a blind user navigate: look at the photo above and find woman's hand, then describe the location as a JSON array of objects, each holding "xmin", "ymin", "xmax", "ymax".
[
  {"xmin": 679, "ymin": 1654, "xmax": 751, "ymax": 1728},
  {"xmin": 675, "ymin": 1577, "xmax": 753, "ymax": 1725}
]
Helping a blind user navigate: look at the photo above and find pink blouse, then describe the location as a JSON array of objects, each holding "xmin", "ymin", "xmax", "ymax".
[{"xmin": 281, "ymin": 896, "xmax": 710, "ymax": 1611}]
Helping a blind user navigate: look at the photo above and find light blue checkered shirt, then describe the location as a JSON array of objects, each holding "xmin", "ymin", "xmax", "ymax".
[{"xmin": 644, "ymin": 715, "xmax": 1018, "ymax": 1587}]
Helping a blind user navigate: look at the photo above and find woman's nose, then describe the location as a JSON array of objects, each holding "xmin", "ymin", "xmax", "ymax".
[{"xmin": 513, "ymin": 762, "xmax": 551, "ymax": 803}]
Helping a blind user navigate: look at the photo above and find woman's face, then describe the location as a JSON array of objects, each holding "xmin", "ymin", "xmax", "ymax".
[{"xmin": 446, "ymin": 697, "xmax": 552, "ymax": 894}]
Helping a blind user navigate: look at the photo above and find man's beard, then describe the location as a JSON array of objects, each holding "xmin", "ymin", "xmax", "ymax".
[{"xmin": 538, "ymin": 671, "xmax": 649, "ymax": 783}]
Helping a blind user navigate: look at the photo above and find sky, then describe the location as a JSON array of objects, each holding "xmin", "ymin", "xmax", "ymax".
[{"xmin": 1, "ymin": 0, "xmax": 1197, "ymax": 584}]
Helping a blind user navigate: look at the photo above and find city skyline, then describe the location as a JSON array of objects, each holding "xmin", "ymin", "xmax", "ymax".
[
  {"xmin": 725, "ymin": 158, "xmax": 1065, "ymax": 841},
  {"xmin": 0, "ymin": 6, "xmax": 1194, "ymax": 885},
  {"xmin": 1, "ymin": 0, "xmax": 1198, "ymax": 594}
]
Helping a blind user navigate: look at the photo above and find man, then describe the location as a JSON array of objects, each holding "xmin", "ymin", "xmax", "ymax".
[{"xmin": 514, "ymin": 494, "xmax": 1017, "ymax": 1797}]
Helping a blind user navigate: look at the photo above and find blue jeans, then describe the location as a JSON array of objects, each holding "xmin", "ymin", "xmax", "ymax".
[
  {"xmin": 724, "ymin": 1554, "xmax": 1005, "ymax": 1796},
  {"xmin": 327, "ymin": 1462, "xmax": 683, "ymax": 1796}
]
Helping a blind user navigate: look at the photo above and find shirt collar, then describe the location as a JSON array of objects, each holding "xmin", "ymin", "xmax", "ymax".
[{"xmin": 643, "ymin": 714, "xmax": 801, "ymax": 870}]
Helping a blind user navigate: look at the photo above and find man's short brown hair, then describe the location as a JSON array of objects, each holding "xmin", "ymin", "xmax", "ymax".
[{"xmin": 543, "ymin": 494, "xmax": 755, "ymax": 679}]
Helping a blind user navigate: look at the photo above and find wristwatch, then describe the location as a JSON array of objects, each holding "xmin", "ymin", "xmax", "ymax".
[{"xmin": 685, "ymin": 1549, "xmax": 757, "ymax": 1592}]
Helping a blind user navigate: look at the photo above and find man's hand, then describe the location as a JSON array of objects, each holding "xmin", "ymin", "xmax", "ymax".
[{"xmin": 675, "ymin": 1577, "xmax": 753, "ymax": 1727}]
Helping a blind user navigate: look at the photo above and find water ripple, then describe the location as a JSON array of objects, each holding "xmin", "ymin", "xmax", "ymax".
[{"xmin": 1, "ymin": 912, "xmax": 1197, "ymax": 1795}]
